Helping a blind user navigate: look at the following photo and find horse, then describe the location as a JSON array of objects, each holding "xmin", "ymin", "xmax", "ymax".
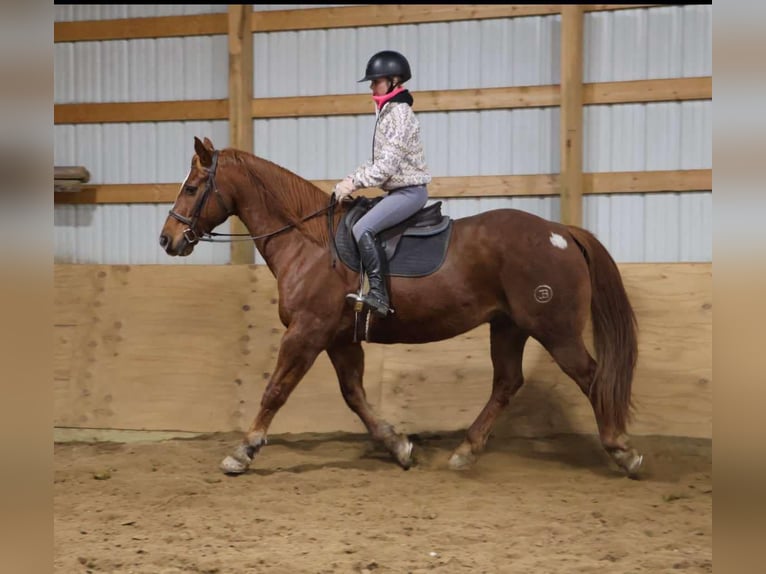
[{"xmin": 160, "ymin": 137, "xmax": 643, "ymax": 478}]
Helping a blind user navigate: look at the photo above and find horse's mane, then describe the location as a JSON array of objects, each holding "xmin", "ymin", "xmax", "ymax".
[{"xmin": 219, "ymin": 149, "xmax": 335, "ymax": 247}]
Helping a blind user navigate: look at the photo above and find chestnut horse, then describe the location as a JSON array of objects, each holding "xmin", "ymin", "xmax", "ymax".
[{"xmin": 160, "ymin": 137, "xmax": 643, "ymax": 478}]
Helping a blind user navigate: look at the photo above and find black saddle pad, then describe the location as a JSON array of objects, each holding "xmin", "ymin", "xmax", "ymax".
[{"xmin": 334, "ymin": 197, "xmax": 453, "ymax": 278}]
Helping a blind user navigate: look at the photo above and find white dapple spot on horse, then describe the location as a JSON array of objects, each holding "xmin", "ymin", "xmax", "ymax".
[{"xmin": 550, "ymin": 232, "xmax": 568, "ymax": 249}]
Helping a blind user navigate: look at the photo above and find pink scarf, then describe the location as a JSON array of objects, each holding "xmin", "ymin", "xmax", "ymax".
[{"xmin": 372, "ymin": 86, "xmax": 406, "ymax": 110}]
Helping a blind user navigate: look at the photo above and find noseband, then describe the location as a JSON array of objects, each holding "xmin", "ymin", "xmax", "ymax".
[{"xmin": 168, "ymin": 151, "xmax": 233, "ymax": 244}]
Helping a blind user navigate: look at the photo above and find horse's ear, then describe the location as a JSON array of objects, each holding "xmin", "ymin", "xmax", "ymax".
[
  {"xmin": 203, "ymin": 137, "xmax": 215, "ymax": 151},
  {"xmin": 194, "ymin": 136, "xmax": 213, "ymax": 168}
]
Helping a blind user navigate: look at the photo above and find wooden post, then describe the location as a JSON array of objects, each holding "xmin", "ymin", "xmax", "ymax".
[
  {"xmin": 560, "ymin": 5, "xmax": 584, "ymax": 227},
  {"xmin": 228, "ymin": 5, "xmax": 255, "ymax": 264}
]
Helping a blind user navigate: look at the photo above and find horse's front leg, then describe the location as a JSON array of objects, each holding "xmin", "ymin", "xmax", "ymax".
[
  {"xmin": 327, "ymin": 342, "xmax": 413, "ymax": 469},
  {"xmin": 220, "ymin": 326, "xmax": 324, "ymax": 475}
]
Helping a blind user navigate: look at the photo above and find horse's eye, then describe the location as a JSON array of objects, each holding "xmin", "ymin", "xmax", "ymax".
[{"xmin": 184, "ymin": 185, "xmax": 197, "ymax": 195}]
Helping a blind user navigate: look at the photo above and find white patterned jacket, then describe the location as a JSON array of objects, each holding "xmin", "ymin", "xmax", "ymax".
[{"xmin": 350, "ymin": 90, "xmax": 432, "ymax": 192}]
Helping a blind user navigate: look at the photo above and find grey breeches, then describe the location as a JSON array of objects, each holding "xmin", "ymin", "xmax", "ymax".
[{"xmin": 352, "ymin": 185, "xmax": 429, "ymax": 242}]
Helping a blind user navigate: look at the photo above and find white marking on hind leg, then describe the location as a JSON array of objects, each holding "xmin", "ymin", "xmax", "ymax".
[{"xmin": 550, "ymin": 232, "xmax": 568, "ymax": 249}]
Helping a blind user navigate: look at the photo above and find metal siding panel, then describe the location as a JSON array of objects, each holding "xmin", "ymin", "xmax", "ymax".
[
  {"xmin": 57, "ymin": 36, "xmax": 228, "ymax": 103},
  {"xmin": 610, "ymin": 104, "xmax": 647, "ymax": 171},
  {"xmin": 54, "ymin": 44, "xmax": 75, "ymax": 104},
  {"xmin": 678, "ymin": 192, "xmax": 712, "ymax": 262},
  {"xmin": 646, "ymin": 6, "xmax": 682, "ymax": 79},
  {"xmin": 258, "ymin": 117, "xmax": 300, "ymax": 173},
  {"xmin": 98, "ymin": 5, "xmax": 128, "ymax": 20},
  {"xmin": 583, "ymin": 105, "xmax": 611, "ymax": 172},
  {"xmin": 411, "ymin": 24, "xmax": 449, "ymax": 92},
  {"xmin": 585, "ymin": 6, "xmax": 711, "ymax": 82},
  {"xmin": 583, "ymin": 11, "xmax": 612, "ymax": 83},
  {"xmin": 681, "ymin": 100, "xmax": 712, "ymax": 169},
  {"xmin": 157, "ymin": 123, "xmax": 188, "ymax": 183},
  {"xmin": 156, "ymin": 38, "xmax": 185, "ymax": 100},
  {"xmin": 512, "ymin": 16, "xmax": 559, "ymax": 86},
  {"xmin": 104, "ymin": 40, "xmax": 129, "ymax": 102},
  {"xmin": 54, "ymin": 125, "xmax": 77, "ymax": 165},
  {"xmin": 127, "ymin": 6, "xmax": 158, "ymax": 19},
  {"xmin": 100, "ymin": 124, "xmax": 129, "ymax": 182},
  {"xmin": 418, "ymin": 112, "xmax": 449, "ymax": 176},
  {"xmin": 510, "ymin": 109, "xmax": 557, "ymax": 175},
  {"xmin": 478, "ymin": 110, "xmax": 512, "ymax": 176},
  {"xmin": 299, "ymin": 30, "xmax": 328, "ymax": 96},
  {"xmin": 682, "ymin": 5, "xmax": 712, "ymax": 77},
  {"xmin": 645, "ymin": 103, "xmax": 681, "ymax": 170},
  {"xmin": 448, "ymin": 21, "xmax": 482, "ymax": 89},
  {"xmin": 128, "ymin": 123, "xmax": 158, "ymax": 183},
  {"xmin": 325, "ymin": 28, "xmax": 359, "ymax": 95},
  {"xmin": 479, "ymin": 19, "xmax": 512, "ymax": 88},
  {"xmin": 128, "ymin": 40, "xmax": 158, "ymax": 101},
  {"xmin": 182, "ymin": 5, "xmax": 229, "ymax": 16},
  {"xmin": 267, "ymin": 32, "xmax": 300, "ymax": 97},
  {"xmin": 583, "ymin": 196, "xmax": 612, "ymax": 254},
  {"xmin": 73, "ymin": 42, "xmax": 99, "ymax": 102},
  {"xmin": 297, "ymin": 117, "xmax": 328, "ymax": 179},
  {"xmin": 548, "ymin": 15, "xmax": 562, "ymax": 85},
  {"xmin": 72, "ymin": 5, "xmax": 102, "ymax": 21},
  {"xmin": 387, "ymin": 24, "xmax": 419, "ymax": 87},
  {"xmin": 254, "ymin": 33, "xmax": 270, "ymax": 98},
  {"xmin": 325, "ymin": 116, "xmax": 360, "ymax": 178},
  {"xmin": 644, "ymin": 194, "xmax": 680, "ymax": 262},
  {"xmin": 55, "ymin": 5, "xmax": 74, "ymax": 22},
  {"xmin": 611, "ymin": 9, "xmax": 648, "ymax": 81},
  {"xmin": 54, "ymin": 206, "xmax": 77, "ymax": 263},
  {"xmin": 73, "ymin": 124, "xmax": 104, "ymax": 183},
  {"xmin": 447, "ymin": 112, "xmax": 481, "ymax": 176}
]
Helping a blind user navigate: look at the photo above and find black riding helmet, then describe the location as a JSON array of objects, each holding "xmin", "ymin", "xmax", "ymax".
[{"xmin": 358, "ymin": 50, "xmax": 412, "ymax": 84}]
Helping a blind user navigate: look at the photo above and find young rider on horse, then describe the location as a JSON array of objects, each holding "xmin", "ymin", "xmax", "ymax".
[{"xmin": 334, "ymin": 50, "xmax": 432, "ymax": 318}]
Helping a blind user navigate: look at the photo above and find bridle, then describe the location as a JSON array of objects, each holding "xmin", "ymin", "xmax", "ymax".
[
  {"xmin": 168, "ymin": 150, "xmax": 233, "ymax": 245},
  {"xmin": 168, "ymin": 150, "xmax": 338, "ymax": 252}
]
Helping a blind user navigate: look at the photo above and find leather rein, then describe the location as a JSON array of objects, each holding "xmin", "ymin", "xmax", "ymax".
[{"xmin": 168, "ymin": 150, "xmax": 337, "ymax": 250}]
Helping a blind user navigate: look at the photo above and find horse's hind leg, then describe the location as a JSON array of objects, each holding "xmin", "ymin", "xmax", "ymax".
[
  {"xmin": 543, "ymin": 337, "xmax": 643, "ymax": 477},
  {"xmin": 449, "ymin": 317, "xmax": 527, "ymax": 470},
  {"xmin": 327, "ymin": 342, "xmax": 413, "ymax": 469}
]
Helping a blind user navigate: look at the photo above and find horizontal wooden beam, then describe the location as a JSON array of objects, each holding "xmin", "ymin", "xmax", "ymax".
[
  {"xmin": 586, "ymin": 169, "xmax": 712, "ymax": 194},
  {"xmin": 54, "ymin": 169, "xmax": 712, "ymax": 205},
  {"xmin": 251, "ymin": 5, "xmax": 562, "ymax": 32},
  {"xmin": 55, "ymin": 5, "xmax": 660, "ymax": 42},
  {"xmin": 55, "ymin": 77, "xmax": 711, "ymax": 124},
  {"xmin": 252, "ymin": 85, "xmax": 561, "ymax": 118},
  {"xmin": 586, "ymin": 77, "xmax": 713, "ymax": 105},
  {"xmin": 54, "ymin": 13, "xmax": 228, "ymax": 42},
  {"xmin": 54, "ymin": 100, "xmax": 228, "ymax": 124}
]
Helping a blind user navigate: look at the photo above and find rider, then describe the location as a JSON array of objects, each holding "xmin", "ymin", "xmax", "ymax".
[{"xmin": 334, "ymin": 50, "xmax": 432, "ymax": 317}]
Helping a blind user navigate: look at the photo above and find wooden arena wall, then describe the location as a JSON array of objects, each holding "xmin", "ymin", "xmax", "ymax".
[{"xmin": 54, "ymin": 262, "xmax": 712, "ymax": 439}]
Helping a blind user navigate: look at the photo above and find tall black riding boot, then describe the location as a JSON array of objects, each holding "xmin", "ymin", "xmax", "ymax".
[{"xmin": 352, "ymin": 231, "xmax": 393, "ymax": 317}]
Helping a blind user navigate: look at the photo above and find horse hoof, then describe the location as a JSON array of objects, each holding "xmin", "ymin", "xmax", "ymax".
[
  {"xmin": 220, "ymin": 455, "xmax": 249, "ymax": 475},
  {"xmin": 394, "ymin": 438, "xmax": 413, "ymax": 469},
  {"xmin": 448, "ymin": 452, "xmax": 476, "ymax": 471},
  {"xmin": 611, "ymin": 448, "xmax": 644, "ymax": 479},
  {"xmin": 625, "ymin": 453, "xmax": 644, "ymax": 479}
]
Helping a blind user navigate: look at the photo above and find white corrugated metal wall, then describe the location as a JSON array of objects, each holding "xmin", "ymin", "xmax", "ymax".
[{"xmin": 54, "ymin": 4, "xmax": 712, "ymax": 265}]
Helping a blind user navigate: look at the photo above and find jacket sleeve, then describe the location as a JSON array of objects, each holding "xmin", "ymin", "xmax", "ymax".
[{"xmin": 350, "ymin": 106, "xmax": 412, "ymax": 189}]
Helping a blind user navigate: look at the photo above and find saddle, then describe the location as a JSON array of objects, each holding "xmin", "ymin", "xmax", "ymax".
[{"xmin": 334, "ymin": 196, "xmax": 453, "ymax": 278}]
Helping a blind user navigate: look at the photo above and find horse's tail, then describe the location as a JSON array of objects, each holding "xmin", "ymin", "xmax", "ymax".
[{"xmin": 567, "ymin": 225, "xmax": 638, "ymax": 435}]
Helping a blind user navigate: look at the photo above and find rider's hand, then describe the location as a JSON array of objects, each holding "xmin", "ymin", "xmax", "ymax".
[{"xmin": 334, "ymin": 177, "xmax": 356, "ymax": 201}]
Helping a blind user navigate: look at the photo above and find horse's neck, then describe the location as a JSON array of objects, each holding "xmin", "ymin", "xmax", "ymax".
[{"xmin": 232, "ymin": 160, "xmax": 323, "ymax": 278}]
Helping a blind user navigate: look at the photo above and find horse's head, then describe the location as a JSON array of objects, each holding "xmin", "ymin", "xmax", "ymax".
[{"xmin": 159, "ymin": 137, "xmax": 234, "ymax": 256}]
